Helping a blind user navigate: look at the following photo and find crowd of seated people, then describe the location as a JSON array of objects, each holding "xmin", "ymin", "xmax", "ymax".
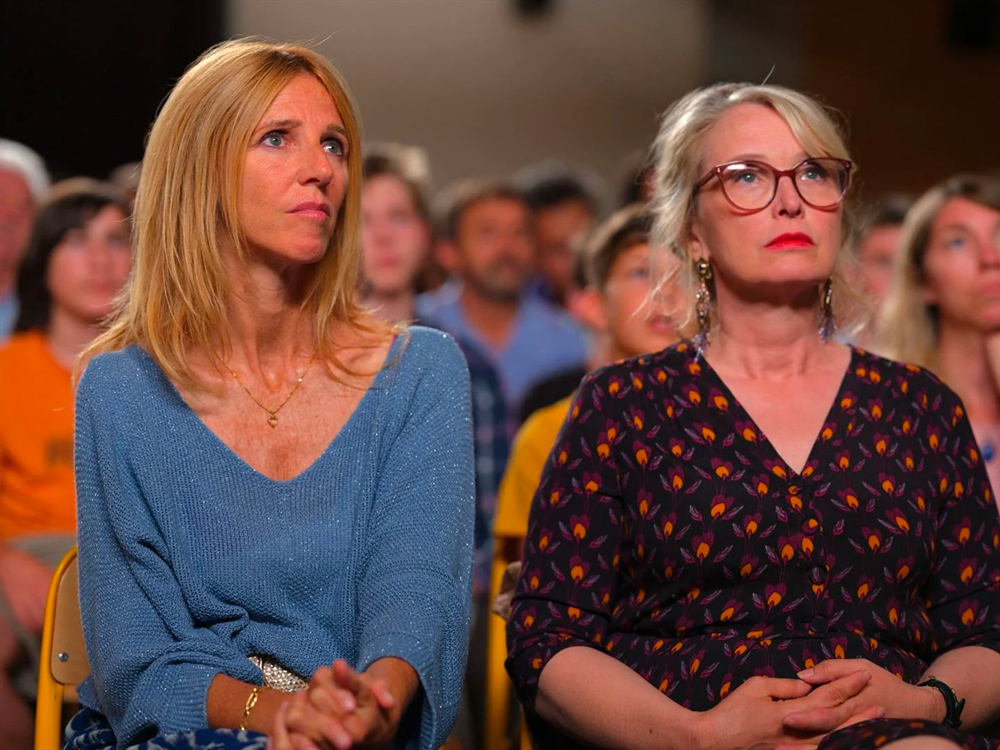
[
  {"xmin": 0, "ymin": 36, "xmax": 998, "ymax": 750},
  {"xmin": 0, "ymin": 164, "xmax": 132, "ymax": 747}
]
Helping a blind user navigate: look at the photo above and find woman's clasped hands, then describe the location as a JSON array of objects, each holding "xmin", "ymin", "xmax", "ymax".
[
  {"xmin": 691, "ymin": 657, "xmax": 943, "ymax": 750},
  {"xmin": 779, "ymin": 659, "xmax": 946, "ymax": 744},
  {"xmin": 269, "ymin": 660, "xmax": 401, "ymax": 750}
]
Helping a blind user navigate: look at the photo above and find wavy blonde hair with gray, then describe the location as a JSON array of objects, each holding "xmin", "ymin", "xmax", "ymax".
[
  {"xmin": 83, "ymin": 38, "xmax": 386, "ymax": 389},
  {"xmin": 648, "ymin": 82, "xmax": 864, "ymax": 338},
  {"xmin": 875, "ymin": 174, "xmax": 1000, "ymax": 372}
]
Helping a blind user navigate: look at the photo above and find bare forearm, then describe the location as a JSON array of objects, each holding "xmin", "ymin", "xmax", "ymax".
[
  {"xmin": 922, "ymin": 646, "xmax": 1000, "ymax": 728},
  {"xmin": 534, "ymin": 646, "xmax": 697, "ymax": 750},
  {"xmin": 207, "ymin": 673, "xmax": 286, "ymax": 734},
  {"xmin": 206, "ymin": 658, "xmax": 419, "ymax": 737}
]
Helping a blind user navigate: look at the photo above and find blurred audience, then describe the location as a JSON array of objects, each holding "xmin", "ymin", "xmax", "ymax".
[
  {"xmin": 457, "ymin": 334, "xmax": 512, "ymax": 597},
  {"xmin": 619, "ymin": 152, "xmax": 656, "ymax": 207},
  {"xmin": 877, "ymin": 174, "xmax": 1000, "ymax": 504},
  {"xmin": 852, "ymin": 194, "xmax": 913, "ymax": 308},
  {"xmin": 0, "ymin": 181, "xmax": 130, "ymax": 749},
  {"xmin": 457, "ymin": 334, "xmax": 511, "ymax": 750},
  {"xmin": 515, "ymin": 164, "xmax": 599, "ymax": 307},
  {"xmin": 417, "ymin": 180, "xmax": 588, "ymax": 411},
  {"xmin": 418, "ymin": 180, "xmax": 588, "ymax": 750},
  {"xmin": 107, "ymin": 161, "xmax": 142, "ymax": 212},
  {"xmin": 0, "ymin": 140, "xmax": 50, "ymax": 341},
  {"xmin": 360, "ymin": 150, "xmax": 433, "ymax": 324},
  {"xmin": 516, "ymin": 258, "xmax": 591, "ymax": 422}
]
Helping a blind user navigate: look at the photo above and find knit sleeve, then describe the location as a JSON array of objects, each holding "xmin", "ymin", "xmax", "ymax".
[
  {"xmin": 355, "ymin": 331, "xmax": 476, "ymax": 750},
  {"xmin": 74, "ymin": 356, "xmax": 259, "ymax": 746}
]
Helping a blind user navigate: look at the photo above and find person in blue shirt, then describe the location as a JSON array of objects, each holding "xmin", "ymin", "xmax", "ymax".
[
  {"xmin": 67, "ymin": 39, "xmax": 474, "ymax": 750},
  {"xmin": 416, "ymin": 180, "xmax": 589, "ymax": 413}
]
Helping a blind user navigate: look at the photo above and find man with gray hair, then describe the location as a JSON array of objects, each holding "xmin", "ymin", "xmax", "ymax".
[{"xmin": 0, "ymin": 140, "xmax": 50, "ymax": 341}]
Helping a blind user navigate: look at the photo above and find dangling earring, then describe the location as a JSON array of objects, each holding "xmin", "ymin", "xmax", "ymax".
[
  {"xmin": 693, "ymin": 258, "xmax": 713, "ymax": 358},
  {"xmin": 818, "ymin": 278, "xmax": 835, "ymax": 343}
]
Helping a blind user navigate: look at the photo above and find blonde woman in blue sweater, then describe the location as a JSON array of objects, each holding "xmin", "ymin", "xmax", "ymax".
[{"xmin": 68, "ymin": 40, "xmax": 475, "ymax": 750}]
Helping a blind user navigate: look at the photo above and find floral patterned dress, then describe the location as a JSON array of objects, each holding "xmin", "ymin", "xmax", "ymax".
[{"xmin": 506, "ymin": 343, "xmax": 1000, "ymax": 749}]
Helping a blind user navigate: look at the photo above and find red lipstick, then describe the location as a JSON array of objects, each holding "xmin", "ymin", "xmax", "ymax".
[{"xmin": 765, "ymin": 232, "xmax": 815, "ymax": 250}]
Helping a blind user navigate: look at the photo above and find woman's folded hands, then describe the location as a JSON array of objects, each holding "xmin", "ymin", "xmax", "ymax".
[
  {"xmin": 269, "ymin": 658, "xmax": 416, "ymax": 750},
  {"xmin": 692, "ymin": 667, "xmax": 886, "ymax": 750},
  {"xmin": 693, "ymin": 658, "xmax": 952, "ymax": 750}
]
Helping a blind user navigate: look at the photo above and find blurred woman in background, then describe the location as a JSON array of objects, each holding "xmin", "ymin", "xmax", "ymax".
[
  {"xmin": 852, "ymin": 194, "xmax": 913, "ymax": 310},
  {"xmin": 877, "ymin": 174, "xmax": 1000, "ymax": 505},
  {"xmin": 360, "ymin": 148, "xmax": 435, "ymax": 324}
]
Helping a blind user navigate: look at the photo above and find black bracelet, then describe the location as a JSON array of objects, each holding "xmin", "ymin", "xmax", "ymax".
[{"xmin": 918, "ymin": 676, "xmax": 965, "ymax": 729}]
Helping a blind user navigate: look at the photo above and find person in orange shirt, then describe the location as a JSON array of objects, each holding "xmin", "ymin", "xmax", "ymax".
[{"xmin": 0, "ymin": 181, "xmax": 130, "ymax": 749}]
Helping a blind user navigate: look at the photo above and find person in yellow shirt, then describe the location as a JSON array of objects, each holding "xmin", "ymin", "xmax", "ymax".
[
  {"xmin": 0, "ymin": 181, "xmax": 130, "ymax": 749},
  {"xmin": 494, "ymin": 204, "xmax": 682, "ymax": 564}
]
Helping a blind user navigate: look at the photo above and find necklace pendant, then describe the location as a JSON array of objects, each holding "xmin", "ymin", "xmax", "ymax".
[{"xmin": 267, "ymin": 415, "xmax": 278, "ymax": 428}]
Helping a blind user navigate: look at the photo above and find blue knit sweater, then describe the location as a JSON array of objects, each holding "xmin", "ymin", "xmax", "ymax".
[{"xmin": 74, "ymin": 327, "xmax": 475, "ymax": 750}]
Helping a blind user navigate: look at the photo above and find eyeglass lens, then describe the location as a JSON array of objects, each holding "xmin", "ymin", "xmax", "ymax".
[{"xmin": 717, "ymin": 160, "xmax": 849, "ymax": 210}]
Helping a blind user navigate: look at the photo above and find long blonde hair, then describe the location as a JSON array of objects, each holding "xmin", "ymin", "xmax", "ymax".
[
  {"xmin": 875, "ymin": 174, "xmax": 1000, "ymax": 372},
  {"xmin": 84, "ymin": 38, "xmax": 386, "ymax": 389},
  {"xmin": 648, "ymin": 82, "xmax": 864, "ymax": 337}
]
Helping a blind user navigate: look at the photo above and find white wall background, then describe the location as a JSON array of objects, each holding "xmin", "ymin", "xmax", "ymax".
[{"xmin": 229, "ymin": 0, "xmax": 707, "ymax": 204}]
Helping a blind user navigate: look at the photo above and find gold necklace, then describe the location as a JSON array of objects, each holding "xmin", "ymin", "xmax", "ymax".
[{"xmin": 228, "ymin": 353, "xmax": 317, "ymax": 428}]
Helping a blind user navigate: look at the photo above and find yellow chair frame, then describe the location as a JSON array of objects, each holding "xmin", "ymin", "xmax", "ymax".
[{"xmin": 35, "ymin": 546, "xmax": 88, "ymax": 750}]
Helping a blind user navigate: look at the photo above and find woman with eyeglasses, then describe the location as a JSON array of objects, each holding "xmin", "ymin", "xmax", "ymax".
[{"xmin": 506, "ymin": 83, "xmax": 1000, "ymax": 750}]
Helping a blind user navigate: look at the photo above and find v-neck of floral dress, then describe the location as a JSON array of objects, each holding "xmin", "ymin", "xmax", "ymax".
[
  {"xmin": 507, "ymin": 341, "xmax": 1000, "ymax": 743},
  {"xmin": 695, "ymin": 347, "xmax": 855, "ymax": 480}
]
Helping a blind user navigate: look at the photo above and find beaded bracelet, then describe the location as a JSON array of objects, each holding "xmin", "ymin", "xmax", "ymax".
[{"xmin": 239, "ymin": 686, "xmax": 263, "ymax": 731}]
